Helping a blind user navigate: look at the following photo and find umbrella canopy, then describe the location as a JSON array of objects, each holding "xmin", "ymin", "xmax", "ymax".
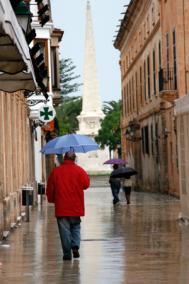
[
  {"xmin": 104, "ymin": 158, "xmax": 127, "ymax": 165},
  {"xmin": 110, "ymin": 167, "xmax": 137, "ymax": 178},
  {"xmin": 41, "ymin": 137, "xmax": 60, "ymax": 154},
  {"xmin": 41, "ymin": 134, "xmax": 99, "ymax": 154}
]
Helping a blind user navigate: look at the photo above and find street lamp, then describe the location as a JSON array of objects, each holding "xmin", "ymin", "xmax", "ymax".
[
  {"xmin": 130, "ymin": 130, "xmax": 134, "ymax": 138},
  {"xmin": 15, "ymin": 1, "xmax": 32, "ymax": 34},
  {"xmin": 125, "ymin": 121, "xmax": 141, "ymax": 141},
  {"xmin": 125, "ymin": 128, "xmax": 130, "ymax": 139}
]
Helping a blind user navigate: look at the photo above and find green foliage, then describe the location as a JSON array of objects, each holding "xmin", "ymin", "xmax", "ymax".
[
  {"xmin": 56, "ymin": 96, "xmax": 82, "ymax": 135},
  {"xmin": 56, "ymin": 58, "xmax": 83, "ymax": 135},
  {"xmin": 60, "ymin": 58, "xmax": 82, "ymax": 96},
  {"xmin": 95, "ymin": 100, "xmax": 121, "ymax": 151}
]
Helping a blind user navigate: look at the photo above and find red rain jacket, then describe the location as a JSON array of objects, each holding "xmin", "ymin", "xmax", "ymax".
[{"xmin": 46, "ymin": 160, "xmax": 90, "ymax": 217}]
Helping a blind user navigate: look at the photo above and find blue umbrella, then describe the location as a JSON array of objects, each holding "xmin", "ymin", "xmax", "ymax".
[
  {"xmin": 41, "ymin": 137, "xmax": 60, "ymax": 154},
  {"xmin": 41, "ymin": 134, "xmax": 99, "ymax": 154}
]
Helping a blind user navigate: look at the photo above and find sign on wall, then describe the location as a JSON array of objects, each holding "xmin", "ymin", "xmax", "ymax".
[{"xmin": 38, "ymin": 105, "xmax": 56, "ymax": 123}]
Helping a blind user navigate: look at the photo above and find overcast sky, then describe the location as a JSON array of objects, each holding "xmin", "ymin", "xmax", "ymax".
[{"xmin": 51, "ymin": 1, "xmax": 129, "ymax": 103}]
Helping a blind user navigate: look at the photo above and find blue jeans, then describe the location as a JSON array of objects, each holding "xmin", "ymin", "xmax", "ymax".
[
  {"xmin": 57, "ymin": 217, "xmax": 81, "ymax": 258},
  {"xmin": 110, "ymin": 184, "xmax": 120, "ymax": 204}
]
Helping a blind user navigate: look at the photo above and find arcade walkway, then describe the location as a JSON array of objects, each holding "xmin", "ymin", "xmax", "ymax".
[{"xmin": 0, "ymin": 187, "xmax": 188, "ymax": 284}]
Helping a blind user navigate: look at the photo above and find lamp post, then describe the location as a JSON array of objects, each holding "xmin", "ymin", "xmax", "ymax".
[
  {"xmin": 15, "ymin": 1, "xmax": 32, "ymax": 34},
  {"xmin": 125, "ymin": 120, "xmax": 141, "ymax": 141},
  {"xmin": 125, "ymin": 128, "xmax": 130, "ymax": 139}
]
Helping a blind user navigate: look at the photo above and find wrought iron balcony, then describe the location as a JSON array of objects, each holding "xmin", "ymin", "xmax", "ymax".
[{"xmin": 159, "ymin": 68, "xmax": 178, "ymax": 103}]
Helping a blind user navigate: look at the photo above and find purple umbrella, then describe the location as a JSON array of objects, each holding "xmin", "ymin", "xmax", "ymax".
[{"xmin": 104, "ymin": 158, "xmax": 127, "ymax": 165}]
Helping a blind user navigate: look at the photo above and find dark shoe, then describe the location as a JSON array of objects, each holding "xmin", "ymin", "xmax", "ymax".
[
  {"xmin": 113, "ymin": 198, "xmax": 120, "ymax": 204},
  {"xmin": 113, "ymin": 200, "xmax": 120, "ymax": 205},
  {"xmin": 63, "ymin": 255, "xmax": 72, "ymax": 261},
  {"xmin": 72, "ymin": 246, "xmax": 80, "ymax": 258}
]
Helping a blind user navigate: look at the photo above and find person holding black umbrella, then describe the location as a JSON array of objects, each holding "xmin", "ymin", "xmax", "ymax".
[
  {"xmin": 109, "ymin": 164, "xmax": 121, "ymax": 205},
  {"xmin": 110, "ymin": 165, "xmax": 137, "ymax": 205}
]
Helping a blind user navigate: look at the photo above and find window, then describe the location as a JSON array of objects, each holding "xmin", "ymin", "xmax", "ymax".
[
  {"xmin": 147, "ymin": 15, "xmax": 150, "ymax": 34},
  {"xmin": 139, "ymin": 30, "xmax": 142, "ymax": 47},
  {"xmin": 144, "ymin": 60, "xmax": 147, "ymax": 100},
  {"xmin": 141, "ymin": 126, "xmax": 149, "ymax": 154},
  {"xmin": 127, "ymin": 84, "xmax": 129, "ymax": 114},
  {"xmin": 166, "ymin": 33, "xmax": 169, "ymax": 71},
  {"xmin": 140, "ymin": 66, "xmax": 143, "ymax": 105},
  {"xmin": 144, "ymin": 22, "xmax": 146, "ymax": 40},
  {"xmin": 147, "ymin": 55, "xmax": 151, "ymax": 98},
  {"xmin": 155, "ymin": 122, "xmax": 159, "ymax": 163},
  {"xmin": 129, "ymin": 80, "xmax": 132, "ymax": 113},
  {"xmin": 122, "ymin": 88, "xmax": 125, "ymax": 117},
  {"xmin": 128, "ymin": 51, "xmax": 130, "ymax": 66},
  {"xmin": 126, "ymin": 56, "xmax": 128, "ymax": 69},
  {"xmin": 122, "ymin": 60, "xmax": 125, "ymax": 75},
  {"xmin": 141, "ymin": 128, "xmax": 145, "ymax": 154},
  {"xmin": 51, "ymin": 47, "xmax": 58, "ymax": 89},
  {"xmin": 144, "ymin": 125, "xmax": 149, "ymax": 154},
  {"xmin": 135, "ymin": 72, "xmax": 138, "ymax": 113},
  {"xmin": 158, "ymin": 41, "xmax": 162, "ymax": 92},
  {"xmin": 159, "ymin": 40, "xmax": 162, "ymax": 70},
  {"xmin": 132, "ymin": 76, "xmax": 135, "ymax": 111},
  {"xmin": 131, "ymin": 46, "xmax": 133, "ymax": 61},
  {"xmin": 152, "ymin": 3, "xmax": 155, "ymax": 26},
  {"xmin": 123, "ymin": 87, "xmax": 126, "ymax": 116},
  {"xmin": 173, "ymin": 29, "xmax": 177, "ymax": 89},
  {"xmin": 151, "ymin": 124, "xmax": 154, "ymax": 155},
  {"xmin": 153, "ymin": 49, "xmax": 156, "ymax": 95},
  {"xmin": 122, "ymin": 89, "xmax": 124, "ymax": 117},
  {"xmin": 134, "ymin": 37, "xmax": 137, "ymax": 54}
]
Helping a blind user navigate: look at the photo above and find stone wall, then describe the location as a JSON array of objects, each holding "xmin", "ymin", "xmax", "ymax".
[
  {"xmin": 0, "ymin": 92, "xmax": 35, "ymax": 236},
  {"xmin": 175, "ymin": 95, "xmax": 189, "ymax": 218},
  {"xmin": 116, "ymin": 0, "xmax": 180, "ymax": 195}
]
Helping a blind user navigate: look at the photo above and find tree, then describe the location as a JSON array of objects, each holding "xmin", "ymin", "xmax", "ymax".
[
  {"xmin": 55, "ymin": 58, "xmax": 83, "ymax": 135},
  {"xmin": 95, "ymin": 100, "xmax": 121, "ymax": 152},
  {"xmin": 60, "ymin": 58, "xmax": 82, "ymax": 96},
  {"xmin": 56, "ymin": 96, "xmax": 82, "ymax": 135}
]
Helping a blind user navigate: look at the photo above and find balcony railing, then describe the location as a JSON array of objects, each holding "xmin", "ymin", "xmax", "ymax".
[
  {"xmin": 158, "ymin": 68, "xmax": 178, "ymax": 103},
  {"xmin": 159, "ymin": 68, "xmax": 177, "ymax": 92}
]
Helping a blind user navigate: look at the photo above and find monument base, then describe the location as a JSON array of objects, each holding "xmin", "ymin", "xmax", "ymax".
[{"xmin": 76, "ymin": 147, "xmax": 111, "ymax": 175}]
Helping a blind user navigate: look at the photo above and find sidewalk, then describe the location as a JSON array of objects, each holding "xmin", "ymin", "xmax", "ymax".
[{"xmin": 0, "ymin": 187, "xmax": 188, "ymax": 284}]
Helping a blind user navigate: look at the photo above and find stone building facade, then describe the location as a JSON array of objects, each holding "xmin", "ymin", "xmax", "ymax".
[
  {"xmin": 29, "ymin": 0, "xmax": 63, "ymax": 182},
  {"xmin": 172, "ymin": 0, "xmax": 189, "ymax": 219},
  {"xmin": 0, "ymin": 92, "xmax": 35, "ymax": 234},
  {"xmin": 114, "ymin": 0, "xmax": 181, "ymax": 195},
  {"xmin": 0, "ymin": 0, "xmax": 57, "ymax": 237},
  {"xmin": 0, "ymin": 0, "xmax": 39, "ymax": 237}
]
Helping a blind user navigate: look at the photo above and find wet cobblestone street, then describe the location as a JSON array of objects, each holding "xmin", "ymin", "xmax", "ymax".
[{"xmin": 0, "ymin": 187, "xmax": 189, "ymax": 284}]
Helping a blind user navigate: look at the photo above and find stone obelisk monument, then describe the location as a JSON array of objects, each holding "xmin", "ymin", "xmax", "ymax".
[{"xmin": 77, "ymin": 1, "xmax": 110, "ymax": 174}]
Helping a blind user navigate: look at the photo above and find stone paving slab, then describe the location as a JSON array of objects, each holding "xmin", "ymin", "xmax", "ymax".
[{"xmin": 0, "ymin": 188, "xmax": 188, "ymax": 284}]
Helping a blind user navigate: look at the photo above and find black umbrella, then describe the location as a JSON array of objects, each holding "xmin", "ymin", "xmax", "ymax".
[{"xmin": 110, "ymin": 167, "xmax": 137, "ymax": 178}]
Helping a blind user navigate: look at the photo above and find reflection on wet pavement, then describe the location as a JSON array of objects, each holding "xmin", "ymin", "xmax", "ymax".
[{"xmin": 0, "ymin": 188, "xmax": 189, "ymax": 284}]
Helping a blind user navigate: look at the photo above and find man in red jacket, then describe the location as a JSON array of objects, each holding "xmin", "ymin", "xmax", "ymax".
[{"xmin": 46, "ymin": 150, "xmax": 90, "ymax": 261}]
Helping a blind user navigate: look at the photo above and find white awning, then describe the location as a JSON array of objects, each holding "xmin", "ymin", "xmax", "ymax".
[{"xmin": 0, "ymin": 0, "xmax": 37, "ymax": 90}]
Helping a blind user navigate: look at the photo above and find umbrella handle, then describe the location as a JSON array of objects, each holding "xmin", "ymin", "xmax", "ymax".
[{"xmin": 70, "ymin": 147, "xmax": 75, "ymax": 152}]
